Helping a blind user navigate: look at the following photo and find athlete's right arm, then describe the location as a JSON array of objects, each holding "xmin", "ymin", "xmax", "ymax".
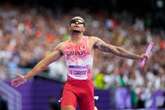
[
  {"xmin": 24, "ymin": 49, "xmax": 63, "ymax": 80},
  {"xmin": 11, "ymin": 43, "xmax": 64, "ymax": 87}
]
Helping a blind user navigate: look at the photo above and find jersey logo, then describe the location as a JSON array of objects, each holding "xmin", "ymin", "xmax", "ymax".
[{"xmin": 65, "ymin": 44, "xmax": 89, "ymax": 57}]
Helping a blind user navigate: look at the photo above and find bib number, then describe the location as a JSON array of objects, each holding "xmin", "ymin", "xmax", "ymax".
[{"xmin": 68, "ymin": 65, "xmax": 88, "ymax": 80}]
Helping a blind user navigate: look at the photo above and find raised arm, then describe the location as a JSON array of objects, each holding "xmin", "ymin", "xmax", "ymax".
[
  {"xmin": 24, "ymin": 49, "xmax": 63, "ymax": 80},
  {"xmin": 93, "ymin": 37, "xmax": 142, "ymax": 60},
  {"xmin": 11, "ymin": 43, "xmax": 63, "ymax": 87}
]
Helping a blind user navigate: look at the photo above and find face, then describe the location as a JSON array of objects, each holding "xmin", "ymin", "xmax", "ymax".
[{"xmin": 69, "ymin": 19, "xmax": 85, "ymax": 33}]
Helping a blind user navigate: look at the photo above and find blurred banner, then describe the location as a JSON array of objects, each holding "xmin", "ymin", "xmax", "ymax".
[
  {"xmin": 1, "ymin": 76, "xmax": 164, "ymax": 110},
  {"xmin": 0, "ymin": 81, "xmax": 21, "ymax": 110}
]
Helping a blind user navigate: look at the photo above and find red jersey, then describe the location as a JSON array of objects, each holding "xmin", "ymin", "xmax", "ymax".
[{"xmin": 63, "ymin": 36, "xmax": 93, "ymax": 80}]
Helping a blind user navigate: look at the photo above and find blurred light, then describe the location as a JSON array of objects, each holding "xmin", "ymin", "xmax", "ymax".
[{"xmin": 156, "ymin": 0, "xmax": 164, "ymax": 8}]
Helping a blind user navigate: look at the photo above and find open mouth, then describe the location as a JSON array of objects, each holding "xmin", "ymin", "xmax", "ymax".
[{"xmin": 72, "ymin": 30, "xmax": 81, "ymax": 33}]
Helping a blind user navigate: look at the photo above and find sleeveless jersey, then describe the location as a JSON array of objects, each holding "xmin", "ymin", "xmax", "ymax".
[{"xmin": 63, "ymin": 36, "xmax": 93, "ymax": 80}]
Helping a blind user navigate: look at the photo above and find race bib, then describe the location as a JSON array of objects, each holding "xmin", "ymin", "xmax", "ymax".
[{"xmin": 68, "ymin": 65, "xmax": 88, "ymax": 80}]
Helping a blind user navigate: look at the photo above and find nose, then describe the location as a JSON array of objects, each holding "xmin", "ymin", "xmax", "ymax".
[{"xmin": 75, "ymin": 21, "xmax": 79, "ymax": 25}]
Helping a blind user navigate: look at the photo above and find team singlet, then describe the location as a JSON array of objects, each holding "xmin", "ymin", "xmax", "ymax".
[{"xmin": 63, "ymin": 36, "xmax": 93, "ymax": 80}]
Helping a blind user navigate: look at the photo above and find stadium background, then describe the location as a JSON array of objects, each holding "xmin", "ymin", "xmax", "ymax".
[{"xmin": 0, "ymin": 0, "xmax": 165, "ymax": 110}]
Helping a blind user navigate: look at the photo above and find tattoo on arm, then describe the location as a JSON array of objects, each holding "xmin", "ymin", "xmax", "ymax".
[
  {"xmin": 94, "ymin": 38, "xmax": 141, "ymax": 59},
  {"xmin": 94, "ymin": 41, "xmax": 113, "ymax": 52}
]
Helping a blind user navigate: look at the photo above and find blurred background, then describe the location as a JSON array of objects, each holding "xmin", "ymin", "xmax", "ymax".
[{"xmin": 0, "ymin": 0, "xmax": 164, "ymax": 110}]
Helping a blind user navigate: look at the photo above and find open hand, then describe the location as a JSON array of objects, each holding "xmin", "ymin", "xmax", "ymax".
[{"xmin": 11, "ymin": 74, "xmax": 27, "ymax": 87}]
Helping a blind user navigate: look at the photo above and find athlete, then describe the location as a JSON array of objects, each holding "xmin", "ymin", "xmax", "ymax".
[{"xmin": 11, "ymin": 16, "xmax": 148, "ymax": 110}]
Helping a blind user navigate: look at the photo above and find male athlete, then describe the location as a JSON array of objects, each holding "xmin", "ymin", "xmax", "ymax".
[{"xmin": 11, "ymin": 16, "xmax": 148, "ymax": 110}]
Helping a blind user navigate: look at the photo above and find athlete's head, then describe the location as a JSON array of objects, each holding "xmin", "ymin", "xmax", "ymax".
[{"xmin": 69, "ymin": 16, "xmax": 85, "ymax": 33}]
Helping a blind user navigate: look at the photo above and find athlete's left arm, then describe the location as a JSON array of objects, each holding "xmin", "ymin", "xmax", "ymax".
[{"xmin": 93, "ymin": 37, "xmax": 144, "ymax": 60}]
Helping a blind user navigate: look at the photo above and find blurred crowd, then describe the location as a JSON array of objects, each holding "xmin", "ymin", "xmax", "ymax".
[{"xmin": 0, "ymin": 4, "xmax": 164, "ymax": 108}]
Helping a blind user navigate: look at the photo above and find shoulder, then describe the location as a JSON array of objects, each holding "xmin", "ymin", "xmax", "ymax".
[
  {"xmin": 88, "ymin": 36, "xmax": 101, "ymax": 42},
  {"xmin": 88, "ymin": 36, "xmax": 105, "ymax": 45},
  {"xmin": 54, "ymin": 40, "xmax": 70, "ymax": 52},
  {"xmin": 57, "ymin": 40, "xmax": 70, "ymax": 48},
  {"xmin": 86, "ymin": 36, "xmax": 105, "ymax": 49}
]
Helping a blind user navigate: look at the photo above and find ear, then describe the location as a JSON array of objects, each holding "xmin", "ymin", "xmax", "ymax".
[{"xmin": 82, "ymin": 27, "xmax": 86, "ymax": 32}]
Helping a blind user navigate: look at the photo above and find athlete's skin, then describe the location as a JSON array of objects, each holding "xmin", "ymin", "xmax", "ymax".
[{"xmin": 11, "ymin": 16, "xmax": 148, "ymax": 110}]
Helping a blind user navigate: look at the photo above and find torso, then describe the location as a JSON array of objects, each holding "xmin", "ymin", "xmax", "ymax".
[{"xmin": 61, "ymin": 36, "xmax": 95, "ymax": 80}]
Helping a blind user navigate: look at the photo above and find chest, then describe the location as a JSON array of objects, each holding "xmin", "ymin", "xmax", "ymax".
[{"xmin": 64, "ymin": 42, "xmax": 89, "ymax": 57}]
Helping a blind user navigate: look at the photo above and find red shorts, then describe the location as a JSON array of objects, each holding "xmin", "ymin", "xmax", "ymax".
[{"xmin": 61, "ymin": 80, "xmax": 94, "ymax": 110}]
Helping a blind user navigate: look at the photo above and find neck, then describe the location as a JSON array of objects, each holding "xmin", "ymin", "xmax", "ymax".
[{"xmin": 70, "ymin": 31, "xmax": 83, "ymax": 41}]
